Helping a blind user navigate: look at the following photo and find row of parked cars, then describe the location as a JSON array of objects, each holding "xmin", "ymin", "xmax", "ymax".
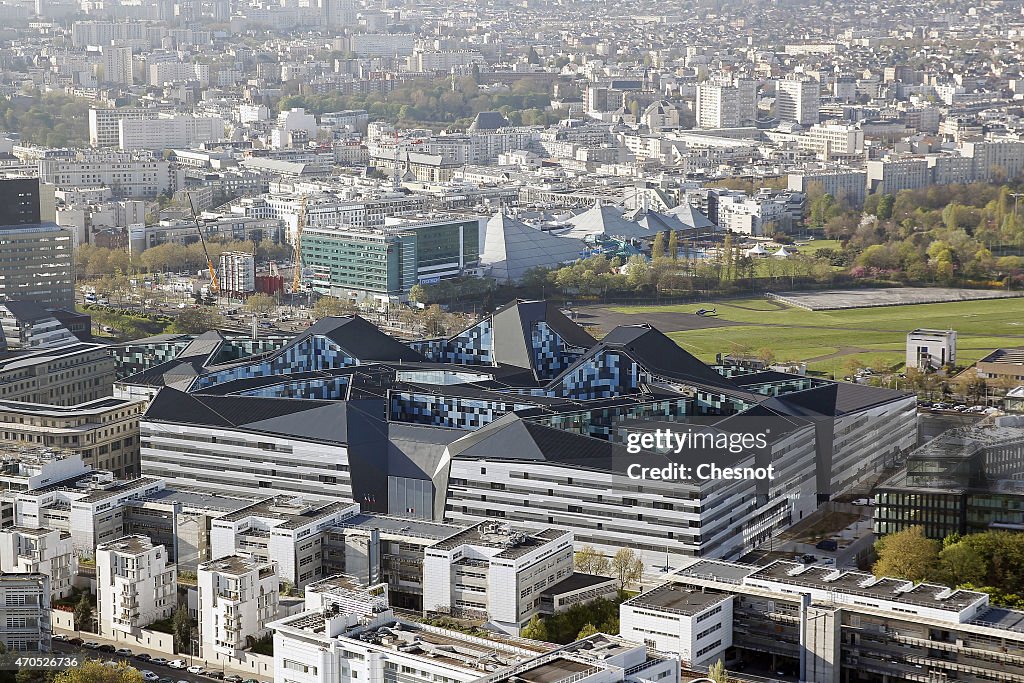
[
  {"xmin": 51, "ymin": 635, "xmax": 266, "ymax": 683},
  {"xmin": 918, "ymin": 400, "xmax": 995, "ymax": 414}
]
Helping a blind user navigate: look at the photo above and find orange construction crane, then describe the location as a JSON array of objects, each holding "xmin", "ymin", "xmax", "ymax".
[
  {"xmin": 187, "ymin": 192, "xmax": 219, "ymax": 295},
  {"xmin": 292, "ymin": 194, "xmax": 308, "ymax": 293}
]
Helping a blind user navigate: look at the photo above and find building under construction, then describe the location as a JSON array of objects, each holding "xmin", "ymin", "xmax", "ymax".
[{"xmin": 218, "ymin": 251, "xmax": 256, "ymax": 299}]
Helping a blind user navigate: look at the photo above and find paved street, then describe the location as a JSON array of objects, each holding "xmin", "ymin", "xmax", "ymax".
[{"xmin": 50, "ymin": 639, "xmax": 269, "ymax": 683}]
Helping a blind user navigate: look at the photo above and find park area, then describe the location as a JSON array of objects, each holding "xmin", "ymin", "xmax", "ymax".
[{"xmin": 600, "ymin": 292, "xmax": 1024, "ymax": 375}]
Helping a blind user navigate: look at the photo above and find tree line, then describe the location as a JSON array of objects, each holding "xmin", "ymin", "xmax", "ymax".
[
  {"xmin": 810, "ymin": 182, "xmax": 1024, "ymax": 287},
  {"xmin": 874, "ymin": 527, "xmax": 1024, "ymax": 608},
  {"xmin": 278, "ymin": 76, "xmax": 556, "ymax": 128},
  {"xmin": 76, "ymin": 241, "xmax": 293, "ymax": 279}
]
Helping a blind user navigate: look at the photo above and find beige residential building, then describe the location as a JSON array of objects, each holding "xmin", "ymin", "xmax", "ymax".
[{"xmin": 0, "ymin": 397, "xmax": 145, "ymax": 477}]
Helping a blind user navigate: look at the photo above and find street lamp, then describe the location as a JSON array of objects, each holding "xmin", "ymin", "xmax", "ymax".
[{"xmin": 1011, "ymin": 192, "xmax": 1024, "ymax": 219}]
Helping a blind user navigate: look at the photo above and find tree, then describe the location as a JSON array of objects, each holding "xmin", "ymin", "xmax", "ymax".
[
  {"xmin": 244, "ymin": 293, "xmax": 278, "ymax": 316},
  {"xmin": 873, "ymin": 526, "xmax": 940, "ymax": 582},
  {"xmin": 312, "ymin": 296, "xmax": 356, "ymax": 319},
  {"xmin": 74, "ymin": 593, "xmax": 94, "ymax": 632},
  {"xmin": 611, "ymin": 548, "xmax": 644, "ymax": 589},
  {"xmin": 938, "ymin": 541, "xmax": 989, "ymax": 587},
  {"xmin": 169, "ymin": 307, "xmax": 223, "ymax": 334},
  {"xmin": 171, "ymin": 604, "xmax": 193, "ymax": 653},
  {"xmin": 875, "ymin": 194, "xmax": 895, "ymax": 220},
  {"xmin": 667, "ymin": 231, "xmax": 678, "ymax": 260},
  {"xmin": 54, "ymin": 660, "xmax": 142, "ymax": 683},
  {"xmin": 409, "ymin": 284, "xmax": 429, "ymax": 305},
  {"xmin": 708, "ymin": 659, "xmax": 730, "ymax": 683},
  {"xmin": 575, "ymin": 623, "xmax": 599, "ymax": 639},
  {"xmin": 574, "ymin": 545, "xmax": 611, "ymax": 575},
  {"xmin": 651, "ymin": 232, "xmax": 666, "ymax": 259},
  {"xmin": 521, "ymin": 614, "xmax": 549, "ymax": 641},
  {"xmin": 422, "ymin": 305, "xmax": 449, "ymax": 338}
]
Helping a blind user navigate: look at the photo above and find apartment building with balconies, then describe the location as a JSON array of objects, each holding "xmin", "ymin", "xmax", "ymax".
[
  {"xmin": 96, "ymin": 535, "xmax": 177, "ymax": 637},
  {"xmin": 0, "ymin": 526, "xmax": 76, "ymax": 598},
  {"xmin": 198, "ymin": 555, "xmax": 279, "ymax": 660}
]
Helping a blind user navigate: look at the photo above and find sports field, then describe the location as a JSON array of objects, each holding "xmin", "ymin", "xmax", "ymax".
[{"xmin": 607, "ymin": 296, "xmax": 1024, "ymax": 374}]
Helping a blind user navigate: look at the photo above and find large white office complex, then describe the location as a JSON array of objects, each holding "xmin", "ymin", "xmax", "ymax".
[
  {"xmin": 621, "ymin": 558, "xmax": 1024, "ymax": 681},
  {"xmin": 270, "ymin": 584, "xmax": 680, "ymax": 683}
]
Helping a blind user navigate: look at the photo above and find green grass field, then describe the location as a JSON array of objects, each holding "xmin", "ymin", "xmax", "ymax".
[{"xmin": 610, "ymin": 297, "xmax": 1024, "ymax": 375}]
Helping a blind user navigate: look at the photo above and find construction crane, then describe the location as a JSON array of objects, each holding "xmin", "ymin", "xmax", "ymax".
[
  {"xmin": 187, "ymin": 192, "xmax": 220, "ymax": 296},
  {"xmin": 292, "ymin": 194, "xmax": 308, "ymax": 293}
]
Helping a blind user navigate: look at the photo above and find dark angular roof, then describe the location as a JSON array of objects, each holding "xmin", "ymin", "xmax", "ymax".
[
  {"xmin": 144, "ymin": 387, "xmax": 349, "ymax": 443},
  {"xmin": 554, "ymin": 324, "xmax": 740, "ymax": 391},
  {"xmin": 0, "ymin": 300, "xmax": 55, "ymax": 324},
  {"xmin": 468, "ymin": 111, "xmax": 511, "ymax": 131},
  {"xmin": 301, "ymin": 315, "xmax": 424, "ymax": 363},
  {"xmin": 488, "ymin": 299, "xmax": 594, "ymax": 375}
]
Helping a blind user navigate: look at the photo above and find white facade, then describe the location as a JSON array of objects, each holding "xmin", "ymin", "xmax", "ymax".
[
  {"xmin": 776, "ymin": 77, "xmax": 819, "ymax": 126},
  {"xmin": 0, "ymin": 573, "xmax": 50, "ymax": 652},
  {"xmin": 208, "ymin": 497, "xmax": 359, "ymax": 588},
  {"xmin": 198, "ymin": 555, "xmax": 279, "ymax": 658},
  {"xmin": 907, "ymin": 328, "xmax": 957, "ymax": 371},
  {"xmin": 101, "ymin": 46, "xmax": 133, "ymax": 85},
  {"xmin": 271, "ymin": 603, "xmax": 679, "ymax": 683},
  {"xmin": 38, "ymin": 152, "xmax": 178, "ymax": 198},
  {"xmin": 620, "ymin": 584, "xmax": 733, "ymax": 667},
  {"xmin": 219, "ymin": 251, "xmax": 256, "ymax": 297},
  {"xmin": 119, "ymin": 115, "xmax": 225, "ymax": 151},
  {"xmin": 96, "ymin": 535, "xmax": 177, "ymax": 636},
  {"xmin": 801, "ymin": 124, "xmax": 864, "ymax": 159},
  {"xmin": 0, "ymin": 527, "xmax": 76, "ymax": 599},
  {"xmin": 272, "ymin": 109, "xmax": 319, "ymax": 150},
  {"xmin": 13, "ymin": 471, "xmax": 165, "ymax": 554},
  {"xmin": 696, "ymin": 78, "xmax": 757, "ymax": 129},
  {"xmin": 421, "ymin": 521, "xmax": 573, "ymax": 634},
  {"xmin": 89, "ymin": 108, "xmax": 158, "ymax": 147}
]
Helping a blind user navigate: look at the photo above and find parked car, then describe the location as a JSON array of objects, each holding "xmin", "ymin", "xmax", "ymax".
[
  {"xmin": 167, "ymin": 660, "xmax": 187, "ymax": 669},
  {"xmin": 69, "ymin": 638, "xmax": 84, "ymax": 646},
  {"xmin": 136, "ymin": 654, "xmax": 152, "ymax": 662},
  {"xmin": 51, "ymin": 634, "xmax": 69, "ymax": 641},
  {"xmin": 151, "ymin": 658, "xmax": 170, "ymax": 666},
  {"xmin": 140, "ymin": 672, "xmax": 159, "ymax": 682},
  {"xmin": 97, "ymin": 644, "xmax": 117, "ymax": 653},
  {"xmin": 83, "ymin": 642, "xmax": 101, "ymax": 649},
  {"xmin": 852, "ymin": 498, "xmax": 872, "ymax": 506},
  {"xmin": 187, "ymin": 667, "xmax": 204, "ymax": 675},
  {"xmin": 799, "ymin": 554, "xmax": 816, "ymax": 564},
  {"xmin": 815, "ymin": 539, "xmax": 838, "ymax": 551},
  {"xmin": 115, "ymin": 648, "xmax": 133, "ymax": 657},
  {"xmin": 224, "ymin": 675, "xmax": 243, "ymax": 683}
]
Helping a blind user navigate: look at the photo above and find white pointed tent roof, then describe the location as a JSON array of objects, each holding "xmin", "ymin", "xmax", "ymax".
[
  {"xmin": 665, "ymin": 203, "xmax": 716, "ymax": 230},
  {"xmin": 481, "ymin": 213, "xmax": 587, "ymax": 282},
  {"xmin": 562, "ymin": 202, "xmax": 653, "ymax": 240},
  {"xmin": 773, "ymin": 246, "xmax": 795, "ymax": 258},
  {"xmin": 745, "ymin": 243, "xmax": 768, "ymax": 256}
]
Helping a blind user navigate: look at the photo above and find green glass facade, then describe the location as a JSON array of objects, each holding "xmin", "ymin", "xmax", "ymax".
[{"xmin": 301, "ymin": 218, "xmax": 479, "ymax": 297}]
